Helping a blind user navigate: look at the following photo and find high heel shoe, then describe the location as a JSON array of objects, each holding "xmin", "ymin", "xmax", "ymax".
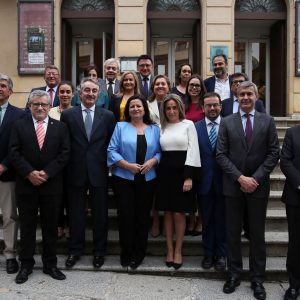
[
  {"xmin": 173, "ymin": 263, "xmax": 182, "ymax": 270},
  {"xmin": 165, "ymin": 261, "xmax": 173, "ymax": 268}
]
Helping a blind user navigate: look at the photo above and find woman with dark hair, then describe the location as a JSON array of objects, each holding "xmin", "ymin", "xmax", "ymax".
[
  {"xmin": 156, "ymin": 93, "xmax": 201, "ymax": 269},
  {"xmin": 72, "ymin": 64, "xmax": 110, "ymax": 109},
  {"xmin": 107, "ymin": 95, "xmax": 161, "ymax": 270},
  {"xmin": 171, "ymin": 64, "xmax": 193, "ymax": 101},
  {"xmin": 184, "ymin": 74, "xmax": 207, "ymax": 236},
  {"xmin": 147, "ymin": 74, "xmax": 171, "ymax": 126},
  {"xmin": 109, "ymin": 71, "xmax": 140, "ymax": 121}
]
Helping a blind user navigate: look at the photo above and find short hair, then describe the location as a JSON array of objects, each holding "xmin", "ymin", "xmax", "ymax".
[
  {"xmin": 58, "ymin": 80, "xmax": 75, "ymax": 93},
  {"xmin": 231, "ymin": 72, "xmax": 249, "ymax": 81},
  {"xmin": 28, "ymin": 90, "xmax": 51, "ymax": 104},
  {"xmin": 0, "ymin": 74, "xmax": 13, "ymax": 90},
  {"xmin": 203, "ymin": 92, "xmax": 222, "ymax": 105},
  {"xmin": 185, "ymin": 74, "xmax": 207, "ymax": 111},
  {"xmin": 80, "ymin": 77, "xmax": 100, "ymax": 91},
  {"xmin": 118, "ymin": 71, "xmax": 140, "ymax": 95},
  {"xmin": 137, "ymin": 54, "xmax": 153, "ymax": 66},
  {"xmin": 103, "ymin": 58, "xmax": 120, "ymax": 72},
  {"xmin": 212, "ymin": 54, "xmax": 228, "ymax": 64},
  {"xmin": 237, "ymin": 81, "xmax": 258, "ymax": 96},
  {"xmin": 148, "ymin": 75, "xmax": 171, "ymax": 103},
  {"xmin": 175, "ymin": 63, "xmax": 193, "ymax": 85},
  {"xmin": 160, "ymin": 93, "xmax": 185, "ymax": 130},
  {"xmin": 84, "ymin": 64, "xmax": 99, "ymax": 78},
  {"xmin": 44, "ymin": 65, "xmax": 60, "ymax": 75},
  {"xmin": 124, "ymin": 94, "xmax": 154, "ymax": 125}
]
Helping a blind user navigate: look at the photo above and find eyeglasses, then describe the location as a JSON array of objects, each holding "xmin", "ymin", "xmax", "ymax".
[
  {"xmin": 232, "ymin": 80, "xmax": 244, "ymax": 85},
  {"xmin": 204, "ymin": 103, "xmax": 221, "ymax": 108},
  {"xmin": 189, "ymin": 83, "xmax": 201, "ymax": 89},
  {"xmin": 138, "ymin": 64, "xmax": 152, "ymax": 68},
  {"xmin": 31, "ymin": 102, "xmax": 50, "ymax": 108}
]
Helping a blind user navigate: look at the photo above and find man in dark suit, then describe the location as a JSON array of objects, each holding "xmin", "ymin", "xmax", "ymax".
[
  {"xmin": 280, "ymin": 126, "xmax": 300, "ymax": 300},
  {"xmin": 204, "ymin": 54, "xmax": 232, "ymax": 100},
  {"xmin": 10, "ymin": 90, "xmax": 70, "ymax": 284},
  {"xmin": 216, "ymin": 81, "xmax": 279, "ymax": 300},
  {"xmin": 136, "ymin": 54, "xmax": 154, "ymax": 99},
  {"xmin": 61, "ymin": 78, "xmax": 115, "ymax": 269},
  {"xmin": 195, "ymin": 92, "xmax": 226, "ymax": 271},
  {"xmin": 0, "ymin": 74, "xmax": 25, "ymax": 274},
  {"xmin": 221, "ymin": 72, "xmax": 266, "ymax": 117},
  {"xmin": 26, "ymin": 65, "xmax": 61, "ymax": 110},
  {"xmin": 99, "ymin": 58, "xmax": 120, "ymax": 99}
]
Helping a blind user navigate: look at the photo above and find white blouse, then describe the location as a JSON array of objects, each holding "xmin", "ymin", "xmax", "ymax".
[{"xmin": 160, "ymin": 119, "xmax": 201, "ymax": 167}]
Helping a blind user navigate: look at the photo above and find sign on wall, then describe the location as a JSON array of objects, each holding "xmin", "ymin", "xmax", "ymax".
[{"xmin": 18, "ymin": 1, "xmax": 54, "ymax": 75}]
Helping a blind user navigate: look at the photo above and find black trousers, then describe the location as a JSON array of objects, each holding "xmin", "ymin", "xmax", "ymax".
[
  {"xmin": 226, "ymin": 194, "xmax": 268, "ymax": 283},
  {"xmin": 68, "ymin": 185, "xmax": 108, "ymax": 256},
  {"xmin": 113, "ymin": 176, "xmax": 155, "ymax": 264},
  {"xmin": 17, "ymin": 193, "xmax": 60, "ymax": 269},
  {"xmin": 286, "ymin": 204, "xmax": 300, "ymax": 288}
]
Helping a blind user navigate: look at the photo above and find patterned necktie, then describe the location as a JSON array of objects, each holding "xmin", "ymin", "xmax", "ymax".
[
  {"xmin": 48, "ymin": 88, "xmax": 54, "ymax": 107},
  {"xmin": 245, "ymin": 113, "xmax": 253, "ymax": 146},
  {"xmin": 142, "ymin": 77, "xmax": 149, "ymax": 98},
  {"xmin": 84, "ymin": 108, "xmax": 92, "ymax": 141},
  {"xmin": 36, "ymin": 120, "xmax": 45, "ymax": 149},
  {"xmin": 209, "ymin": 122, "xmax": 217, "ymax": 149},
  {"xmin": 107, "ymin": 81, "xmax": 113, "ymax": 99}
]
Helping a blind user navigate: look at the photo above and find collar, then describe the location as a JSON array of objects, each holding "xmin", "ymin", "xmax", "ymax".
[
  {"xmin": 81, "ymin": 103, "xmax": 95, "ymax": 112},
  {"xmin": 0, "ymin": 101, "xmax": 9, "ymax": 110},
  {"xmin": 205, "ymin": 115, "xmax": 221, "ymax": 126},
  {"xmin": 106, "ymin": 79, "xmax": 116, "ymax": 84},
  {"xmin": 234, "ymin": 96, "xmax": 238, "ymax": 102},
  {"xmin": 215, "ymin": 74, "xmax": 229, "ymax": 83},
  {"xmin": 46, "ymin": 86, "xmax": 57, "ymax": 93},
  {"xmin": 32, "ymin": 116, "xmax": 49, "ymax": 124},
  {"xmin": 240, "ymin": 109, "xmax": 255, "ymax": 117}
]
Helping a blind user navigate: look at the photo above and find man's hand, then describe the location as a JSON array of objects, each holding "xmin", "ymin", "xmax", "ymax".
[
  {"xmin": 27, "ymin": 170, "xmax": 47, "ymax": 186},
  {"xmin": 39, "ymin": 170, "xmax": 49, "ymax": 181},
  {"xmin": 183, "ymin": 178, "xmax": 193, "ymax": 192},
  {"xmin": 0, "ymin": 164, "xmax": 7, "ymax": 176},
  {"xmin": 238, "ymin": 175, "xmax": 259, "ymax": 193}
]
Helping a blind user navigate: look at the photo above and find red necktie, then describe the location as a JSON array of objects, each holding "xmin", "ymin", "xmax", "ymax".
[
  {"xmin": 245, "ymin": 114, "xmax": 253, "ymax": 146},
  {"xmin": 48, "ymin": 89, "xmax": 54, "ymax": 107},
  {"xmin": 36, "ymin": 121, "xmax": 45, "ymax": 149}
]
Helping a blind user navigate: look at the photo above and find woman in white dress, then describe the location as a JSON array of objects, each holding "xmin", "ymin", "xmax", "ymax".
[{"xmin": 156, "ymin": 93, "xmax": 201, "ymax": 269}]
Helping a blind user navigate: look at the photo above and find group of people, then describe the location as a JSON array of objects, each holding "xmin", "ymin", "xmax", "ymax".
[{"xmin": 0, "ymin": 53, "xmax": 299, "ymax": 300}]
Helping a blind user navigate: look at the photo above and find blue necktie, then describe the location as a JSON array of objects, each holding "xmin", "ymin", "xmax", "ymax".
[
  {"xmin": 209, "ymin": 122, "xmax": 217, "ymax": 149},
  {"xmin": 142, "ymin": 77, "xmax": 149, "ymax": 98},
  {"xmin": 84, "ymin": 108, "xmax": 92, "ymax": 141}
]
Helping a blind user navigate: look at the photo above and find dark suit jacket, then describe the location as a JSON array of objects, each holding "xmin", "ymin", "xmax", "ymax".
[
  {"xmin": 204, "ymin": 75, "xmax": 232, "ymax": 93},
  {"xmin": 60, "ymin": 106, "xmax": 115, "ymax": 188},
  {"xmin": 137, "ymin": 73, "xmax": 154, "ymax": 99},
  {"xmin": 109, "ymin": 94, "xmax": 123, "ymax": 121},
  {"xmin": 9, "ymin": 115, "xmax": 70, "ymax": 195},
  {"xmin": 280, "ymin": 125, "xmax": 300, "ymax": 206},
  {"xmin": 99, "ymin": 78, "xmax": 120, "ymax": 97},
  {"xmin": 221, "ymin": 96, "xmax": 266, "ymax": 117},
  {"xmin": 216, "ymin": 111, "xmax": 279, "ymax": 198},
  {"xmin": 0, "ymin": 103, "xmax": 26, "ymax": 181},
  {"xmin": 195, "ymin": 119, "xmax": 223, "ymax": 195}
]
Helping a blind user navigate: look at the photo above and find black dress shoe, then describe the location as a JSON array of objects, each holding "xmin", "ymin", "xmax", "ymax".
[
  {"xmin": 214, "ymin": 256, "xmax": 226, "ymax": 271},
  {"xmin": 284, "ymin": 287, "xmax": 300, "ymax": 300},
  {"xmin": 165, "ymin": 261, "xmax": 173, "ymax": 268},
  {"xmin": 223, "ymin": 277, "xmax": 241, "ymax": 294},
  {"xmin": 243, "ymin": 231, "xmax": 250, "ymax": 240},
  {"xmin": 15, "ymin": 267, "xmax": 32, "ymax": 284},
  {"xmin": 65, "ymin": 254, "xmax": 80, "ymax": 268},
  {"xmin": 173, "ymin": 262, "xmax": 182, "ymax": 270},
  {"xmin": 201, "ymin": 256, "xmax": 214, "ymax": 269},
  {"xmin": 6, "ymin": 258, "xmax": 19, "ymax": 274},
  {"xmin": 43, "ymin": 267, "xmax": 66, "ymax": 280},
  {"xmin": 93, "ymin": 256, "xmax": 104, "ymax": 268},
  {"xmin": 251, "ymin": 282, "xmax": 266, "ymax": 300}
]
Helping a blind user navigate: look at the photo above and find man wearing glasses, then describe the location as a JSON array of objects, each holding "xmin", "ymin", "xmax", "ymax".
[
  {"xmin": 221, "ymin": 73, "xmax": 266, "ymax": 117},
  {"xmin": 26, "ymin": 65, "xmax": 61, "ymax": 110},
  {"xmin": 10, "ymin": 90, "xmax": 70, "ymax": 284},
  {"xmin": 136, "ymin": 54, "xmax": 154, "ymax": 99}
]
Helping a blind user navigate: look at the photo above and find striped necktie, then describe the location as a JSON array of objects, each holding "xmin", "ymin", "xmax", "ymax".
[
  {"xmin": 36, "ymin": 120, "xmax": 45, "ymax": 149},
  {"xmin": 209, "ymin": 122, "xmax": 217, "ymax": 149}
]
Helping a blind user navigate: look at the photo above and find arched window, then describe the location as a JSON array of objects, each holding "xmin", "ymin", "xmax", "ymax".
[
  {"xmin": 235, "ymin": 0, "xmax": 286, "ymax": 13},
  {"xmin": 148, "ymin": 0, "xmax": 200, "ymax": 12},
  {"xmin": 62, "ymin": 0, "xmax": 114, "ymax": 11}
]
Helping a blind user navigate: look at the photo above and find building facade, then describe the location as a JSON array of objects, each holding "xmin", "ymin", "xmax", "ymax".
[{"xmin": 0, "ymin": 0, "xmax": 299, "ymax": 116}]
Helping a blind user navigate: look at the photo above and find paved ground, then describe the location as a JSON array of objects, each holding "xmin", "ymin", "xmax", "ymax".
[{"xmin": 0, "ymin": 267, "xmax": 288, "ymax": 300}]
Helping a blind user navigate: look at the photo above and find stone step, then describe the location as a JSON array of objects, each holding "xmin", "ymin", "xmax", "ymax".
[
  {"xmin": 268, "ymin": 191, "xmax": 284, "ymax": 209},
  {"xmin": 270, "ymin": 174, "xmax": 285, "ymax": 191},
  {"xmin": 0, "ymin": 255, "xmax": 288, "ymax": 281},
  {"xmin": 274, "ymin": 117, "xmax": 300, "ymax": 127},
  {"xmin": 0, "ymin": 230, "xmax": 288, "ymax": 257}
]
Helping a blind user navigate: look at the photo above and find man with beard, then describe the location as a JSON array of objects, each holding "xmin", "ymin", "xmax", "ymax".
[
  {"xmin": 99, "ymin": 58, "xmax": 121, "ymax": 99},
  {"xmin": 204, "ymin": 54, "xmax": 232, "ymax": 100},
  {"xmin": 61, "ymin": 78, "xmax": 115, "ymax": 269},
  {"xmin": 216, "ymin": 81, "xmax": 279, "ymax": 300}
]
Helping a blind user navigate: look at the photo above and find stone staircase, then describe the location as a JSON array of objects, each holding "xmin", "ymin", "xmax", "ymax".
[{"xmin": 1, "ymin": 117, "xmax": 300, "ymax": 280}]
